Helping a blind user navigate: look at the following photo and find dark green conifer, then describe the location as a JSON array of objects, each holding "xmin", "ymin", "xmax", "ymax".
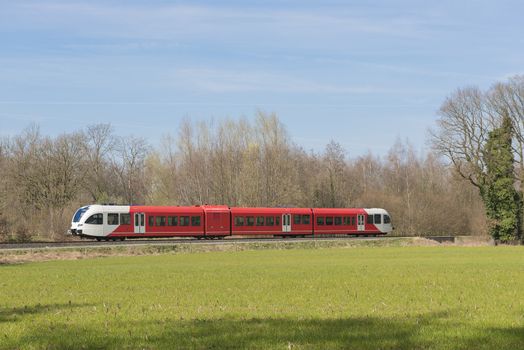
[{"xmin": 482, "ymin": 115, "xmax": 522, "ymax": 241}]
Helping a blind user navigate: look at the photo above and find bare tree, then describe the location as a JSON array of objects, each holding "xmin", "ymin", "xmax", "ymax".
[
  {"xmin": 2, "ymin": 126, "xmax": 88, "ymax": 238},
  {"xmin": 313, "ymin": 141, "xmax": 349, "ymax": 207},
  {"xmin": 146, "ymin": 134, "xmax": 180, "ymax": 205},
  {"xmin": 385, "ymin": 140, "xmax": 418, "ymax": 234},
  {"xmin": 44, "ymin": 133, "xmax": 88, "ymax": 236},
  {"xmin": 84, "ymin": 124, "xmax": 117, "ymax": 202},
  {"xmin": 112, "ymin": 136, "xmax": 150, "ymax": 204},
  {"xmin": 210, "ymin": 118, "xmax": 250, "ymax": 205},
  {"xmin": 175, "ymin": 119, "xmax": 211, "ymax": 204},
  {"xmin": 429, "ymin": 87, "xmax": 492, "ymax": 190},
  {"xmin": 0, "ymin": 137, "xmax": 8, "ymax": 236},
  {"xmin": 254, "ymin": 111, "xmax": 300, "ymax": 206}
]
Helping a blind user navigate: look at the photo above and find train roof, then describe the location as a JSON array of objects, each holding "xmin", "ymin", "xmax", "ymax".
[
  {"xmin": 130, "ymin": 206, "xmax": 204, "ymax": 213},
  {"xmin": 312, "ymin": 208, "xmax": 368, "ymax": 215},
  {"xmin": 230, "ymin": 207, "xmax": 313, "ymax": 214}
]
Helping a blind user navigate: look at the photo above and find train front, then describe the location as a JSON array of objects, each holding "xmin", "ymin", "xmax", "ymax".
[
  {"xmin": 69, "ymin": 205, "xmax": 91, "ymax": 236},
  {"xmin": 68, "ymin": 205, "xmax": 107, "ymax": 238}
]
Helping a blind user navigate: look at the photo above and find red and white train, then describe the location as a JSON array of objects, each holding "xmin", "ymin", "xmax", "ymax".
[{"xmin": 69, "ymin": 205, "xmax": 393, "ymax": 241}]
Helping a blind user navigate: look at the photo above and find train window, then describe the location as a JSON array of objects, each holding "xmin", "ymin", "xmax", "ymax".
[
  {"xmin": 317, "ymin": 216, "xmax": 324, "ymax": 225},
  {"xmin": 247, "ymin": 216, "xmax": 255, "ymax": 226},
  {"xmin": 275, "ymin": 216, "xmax": 280, "ymax": 226},
  {"xmin": 367, "ymin": 215, "xmax": 373, "ymax": 224},
  {"xmin": 85, "ymin": 213, "xmax": 103, "ymax": 225},
  {"xmin": 168, "ymin": 216, "xmax": 178, "ymax": 226},
  {"xmin": 343, "ymin": 216, "xmax": 350, "ymax": 225},
  {"xmin": 374, "ymin": 214, "xmax": 381, "ymax": 224},
  {"xmin": 257, "ymin": 216, "xmax": 264, "ymax": 226},
  {"xmin": 326, "ymin": 217, "xmax": 333, "ymax": 225},
  {"xmin": 191, "ymin": 216, "xmax": 201, "ymax": 226},
  {"xmin": 73, "ymin": 206, "xmax": 89, "ymax": 223},
  {"xmin": 235, "ymin": 216, "xmax": 244, "ymax": 226},
  {"xmin": 180, "ymin": 216, "xmax": 190, "ymax": 226},
  {"xmin": 384, "ymin": 215, "xmax": 391, "ymax": 224},
  {"xmin": 266, "ymin": 216, "xmax": 274, "ymax": 226},
  {"xmin": 149, "ymin": 216, "xmax": 155, "ymax": 226},
  {"xmin": 335, "ymin": 217, "xmax": 342, "ymax": 226},
  {"xmin": 107, "ymin": 213, "xmax": 119, "ymax": 225},
  {"xmin": 156, "ymin": 216, "xmax": 166, "ymax": 226},
  {"xmin": 352, "ymin": 216, "xmax": 356, "ymax": 226},
  {"xmin": 302, "ymin": 215, "xmax": 310, "ymax": 225},
  {"xmin": 120, "ymin": 213, "xmax": 131, "ymax": 225},
  {"xmin": 294, "ymin": 215, "xmax": 301, "ymax": 225}
]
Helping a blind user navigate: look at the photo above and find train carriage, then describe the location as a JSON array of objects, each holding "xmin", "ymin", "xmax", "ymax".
[
  {"xmin": 113, "ymin": 206, "xmax": 206, "ymax": 239},
  {"xmin": 312, "ymin": 208, "xmax": 390, "ymax": 236},
  {"xmin": 230, "ymin": 207, "xmax": 313, "ymax": 237}
]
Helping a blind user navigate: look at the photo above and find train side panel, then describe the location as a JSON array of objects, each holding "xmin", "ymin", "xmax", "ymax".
[
  {"xmin": 312, "ymin": 208, "xmax": 382, "ymax": 235},
  {"xmin": 108, "ymin": 206, "xmax": 205, "ymax": 238},
  {"xmin": 287, "ymin": 208, "xmax": 314, "ymax": 236},
  {"xmin": 230, "ymin": 207, "xmax": 313, "ymax": 236},
  {"xmin": 231, "ymin": 207, "xmax": 286, "ymax": 236}
]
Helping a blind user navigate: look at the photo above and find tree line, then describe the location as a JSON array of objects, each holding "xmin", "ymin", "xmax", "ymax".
[
  {"xmin": 5, "ymin": 74, "xmax": 523, "ymax": 242},
  {"xmin": 0, "ymin": 110, "xmax": 485, "ymax": 241}
]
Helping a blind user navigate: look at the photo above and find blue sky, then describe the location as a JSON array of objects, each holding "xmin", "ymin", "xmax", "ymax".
[{"xmin": 1, "ymin": 0, "xmax": 523, "ymax": 156}]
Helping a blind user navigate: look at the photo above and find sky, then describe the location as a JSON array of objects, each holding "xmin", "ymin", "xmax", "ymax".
[{"xmin": 0, "ymin": 0, "xmax": 523, "ymax": 156}]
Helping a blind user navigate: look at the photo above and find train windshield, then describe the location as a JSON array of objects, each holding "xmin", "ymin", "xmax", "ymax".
[{"xmin": 73, "ymin": 206, "xmax": 90, "ymax": 223}]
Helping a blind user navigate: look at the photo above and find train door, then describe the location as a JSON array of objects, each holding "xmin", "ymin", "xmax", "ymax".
[
  {"xmin": 134, "ymin": 213, "xmax": 145, "ymax": 233},
  {"xmin": 282, "ymin": 214, "xmax": 291, "ymax": 233},
  {"xmin": 205, "ymin": 211, "xmax": 230, "ymax": 236},
  {"xmin": 357, "ymin": 214, "xmax": 365, "ymax": 232}
]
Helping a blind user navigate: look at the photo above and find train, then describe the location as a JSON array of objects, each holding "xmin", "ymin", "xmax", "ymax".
[{"xmin": 69, "ymin": 205, "xmax": 393, "ymax": 241}]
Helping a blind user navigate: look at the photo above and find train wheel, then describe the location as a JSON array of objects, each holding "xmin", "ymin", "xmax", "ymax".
[{"xmin": 96, "ymin": 238, "xmax": 102, "ymax": 242}]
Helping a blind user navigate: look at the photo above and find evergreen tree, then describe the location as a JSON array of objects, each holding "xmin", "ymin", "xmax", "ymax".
[{"xmin": 482, "ymin": 116, "xmax": 522, "ymax": 241}]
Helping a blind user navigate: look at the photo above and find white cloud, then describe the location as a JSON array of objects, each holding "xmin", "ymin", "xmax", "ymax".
[
  {"xmin": 172, "ymin": 67, "xmax": 383, "ymax": 94},
  {"xmin": 3, "ymin": 1, "xmax": 434, "ymax": 43}
]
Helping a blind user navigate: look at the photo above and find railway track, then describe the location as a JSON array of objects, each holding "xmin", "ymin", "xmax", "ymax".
[{"xmin": 0, "ymin": 235, "xmax": 456, "ymax": 251}]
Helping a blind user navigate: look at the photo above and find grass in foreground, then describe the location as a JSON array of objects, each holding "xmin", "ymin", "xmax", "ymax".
[{"xmin": 1, "ymin": 246, "xmax": 524, "ymax": 349}]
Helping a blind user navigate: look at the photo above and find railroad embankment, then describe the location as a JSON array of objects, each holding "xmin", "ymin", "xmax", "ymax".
[{"xmin": 0, "ymin": 236, "xmax": 492, "ymax": 264}]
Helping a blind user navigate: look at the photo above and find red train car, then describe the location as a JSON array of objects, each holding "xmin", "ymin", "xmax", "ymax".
[
  {"xmin": 313, "ymin": 208, "xmax": 372, "ymax": 235},
  {"xmin": 231, "ymin": 207, "xmax": 313, "ymax": 236}
]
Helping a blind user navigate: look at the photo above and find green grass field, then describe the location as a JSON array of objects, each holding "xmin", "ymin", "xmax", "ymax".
[{"xmin": 1, "ymin": 246, "xmax": 524, "ymax": 349}]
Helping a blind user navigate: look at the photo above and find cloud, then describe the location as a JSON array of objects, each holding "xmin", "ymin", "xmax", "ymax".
[
  {"xmin": 172, "ymin": 68, "xmax": 383, "ymax": 94},
  {"xmin": 2, "ymin": 1, "xmax": 435, "ymax": 44}
]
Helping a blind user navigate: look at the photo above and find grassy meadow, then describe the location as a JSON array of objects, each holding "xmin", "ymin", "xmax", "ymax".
[{"xmin": 1, "ymin": 246, "xmax": 524, "ymax": 349}]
